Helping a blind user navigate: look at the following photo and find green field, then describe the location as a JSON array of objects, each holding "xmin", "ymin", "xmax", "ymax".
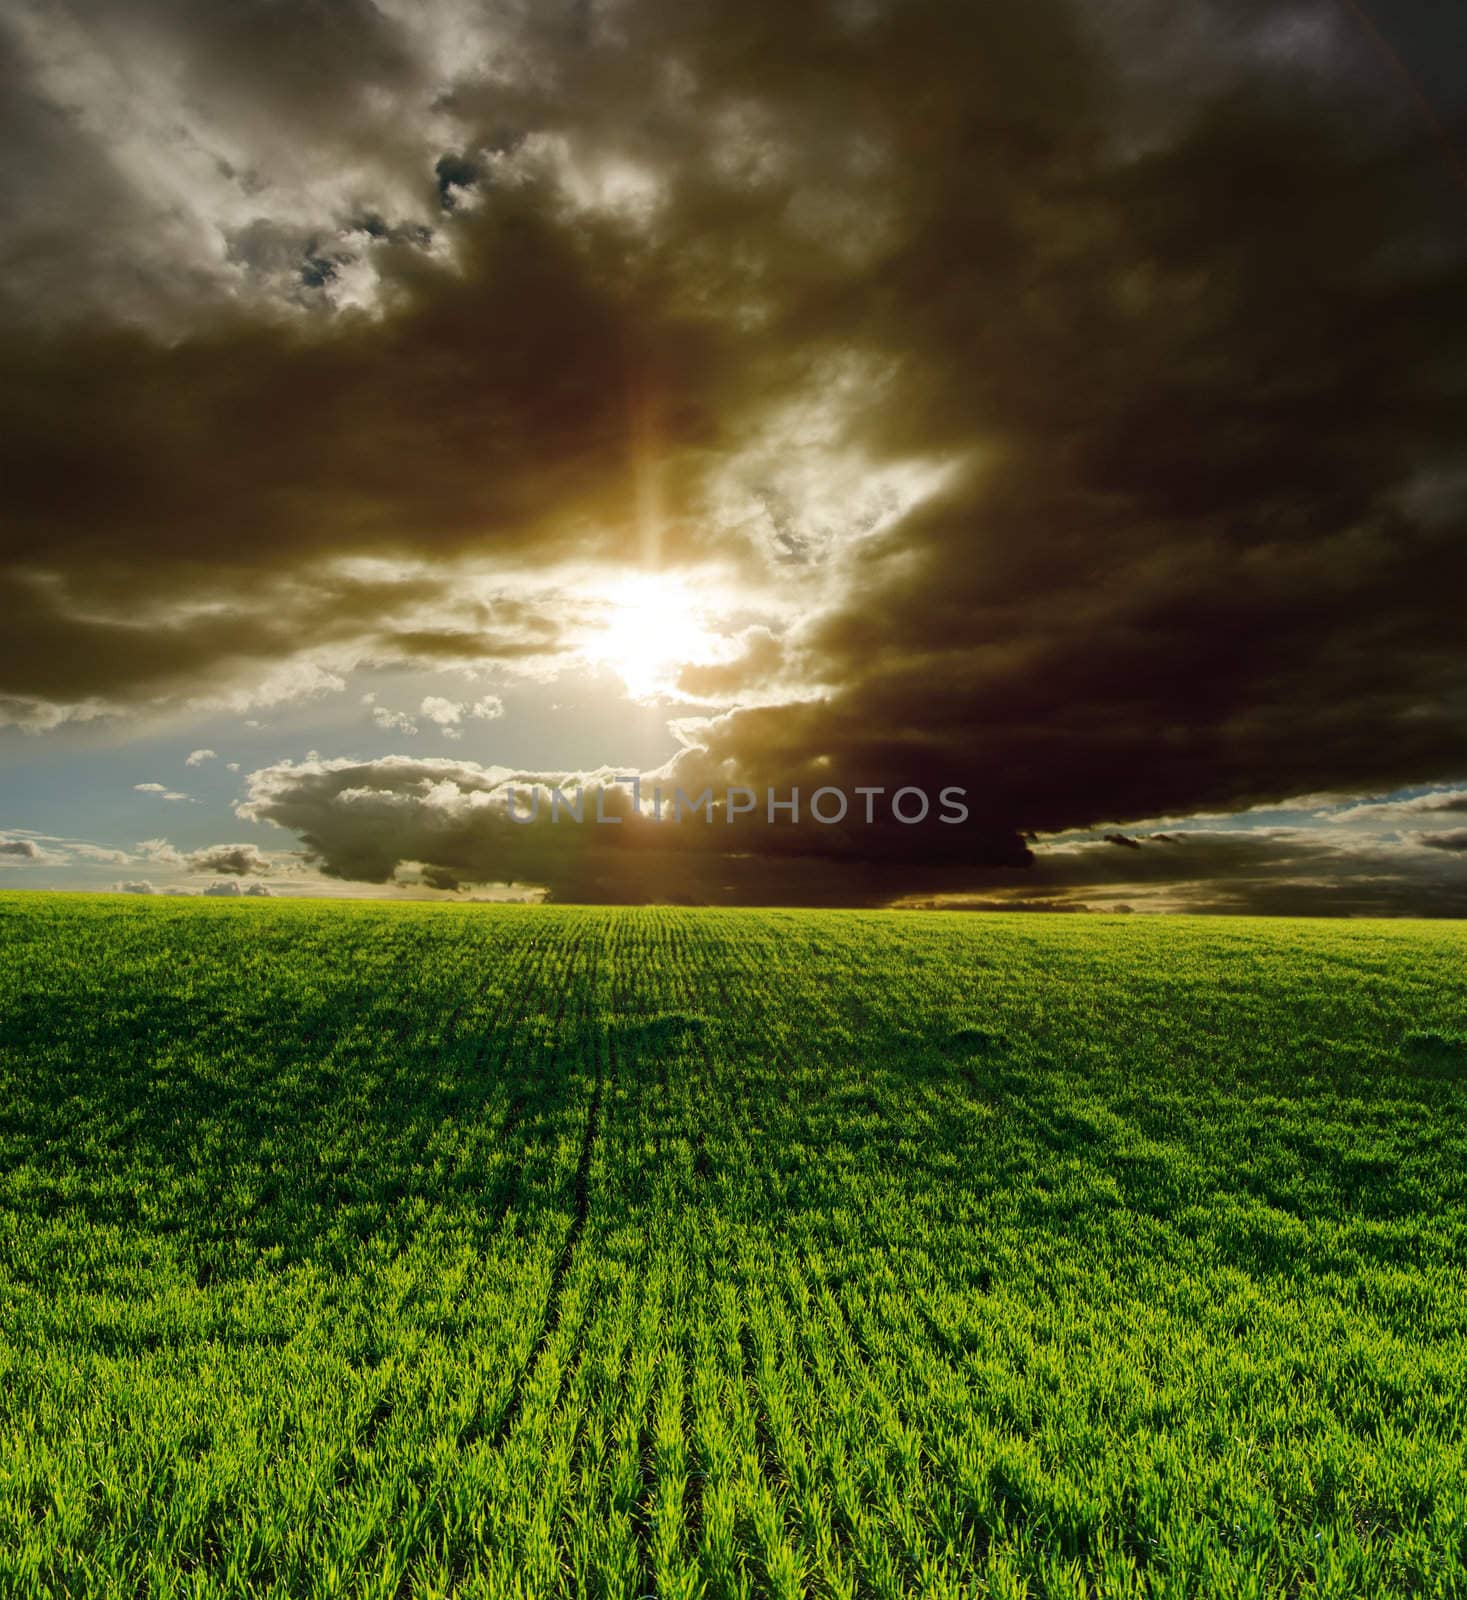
[{"xmin": 2, "ymin": 895, "xmax": 1466, "ymax": 1598}]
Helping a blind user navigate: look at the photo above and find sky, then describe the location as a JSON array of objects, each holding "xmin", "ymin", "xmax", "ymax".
[{"xmin": 1, "ymin": 0, "xmax": 1465, "ymax": 912}]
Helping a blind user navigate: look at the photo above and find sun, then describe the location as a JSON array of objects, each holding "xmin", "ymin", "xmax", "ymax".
[{"xmin": 582, "ymin": 571, "xmax": 722, "ymax": 700}]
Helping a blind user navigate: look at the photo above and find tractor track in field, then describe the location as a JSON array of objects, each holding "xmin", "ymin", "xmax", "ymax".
[
  {"xmin": 463, "ymin": 927, "xmax": 592, "ymax": 1226},
  {"xmin": 605, "ymin": 921, "xmax": 664, "ymax": 1600},
  {"xmin": 489, "ymin": 924, "xmax": 605, "ymax": 1452}
]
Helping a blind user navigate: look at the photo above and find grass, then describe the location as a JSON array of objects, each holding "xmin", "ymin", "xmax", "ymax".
[{"xmin": 1, "ymin": 892, "xmax": 1465, "ymax": 1598}]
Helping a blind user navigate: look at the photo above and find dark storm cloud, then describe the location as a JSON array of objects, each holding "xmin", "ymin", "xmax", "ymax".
[
  {"xmin": 238, "ymin": 757, "xmax": 1467, "ymax": 911},
  {"xmin": 914, "ymin": 827, "xmax": 1467, "ymax": 917},
  {"xmin": 0, "ymin": 566, "xmax": 568, "ymax": 720},
  {"xmin": 240, "ymin": 755, "xmax": 1028, "ymax": 904},
  {"xmin": 185, "ymin": 843, "xmax": 275, "ymax": 876},
  {"xmin": 2, "ymin": 0, "xmax": 1466, "ymax": 902}
]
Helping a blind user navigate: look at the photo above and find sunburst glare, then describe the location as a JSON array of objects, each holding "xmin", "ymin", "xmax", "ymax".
[{"xmin": 580, "ymin": 571, "xmax": 725, "ymax": 701}]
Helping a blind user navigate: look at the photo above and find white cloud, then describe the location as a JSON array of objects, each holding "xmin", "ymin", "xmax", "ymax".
[
  {"xmin": 420, "ymin": 695, "xmax": 463, "ymax": 725},
  {"xmin": 370, "ymin": 704, "xmax": 418, "ymax": 734},
  {"xmin": 116, "ymin": 879, "xmax": 156, "ymax": 894},
  {"xmin": 410, "ymin": 693, "xmax": 502, "ymax": 740},
  {"xmin": 68, "ymin": 843, "xmax": 131, "ymax": 864},
  {"xmin": 203, "ymin": 659, "xmax": 347, "ymax": 717},
  {"xmin": 185, "ymin": 748, "xmax": 218, "ymax": 766},
  {"xmin": 1326, "ymin": 787, "xmax": 1467, "ymax": 825},
  {"xmin": 135, "ymin": 838, "xmax": 186, "ymax": 865}
]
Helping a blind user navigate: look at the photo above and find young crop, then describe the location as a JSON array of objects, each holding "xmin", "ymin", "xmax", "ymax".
[{"xmin": 1, "ymin": 893, "xmax": 1465, "ymax": 1596}]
